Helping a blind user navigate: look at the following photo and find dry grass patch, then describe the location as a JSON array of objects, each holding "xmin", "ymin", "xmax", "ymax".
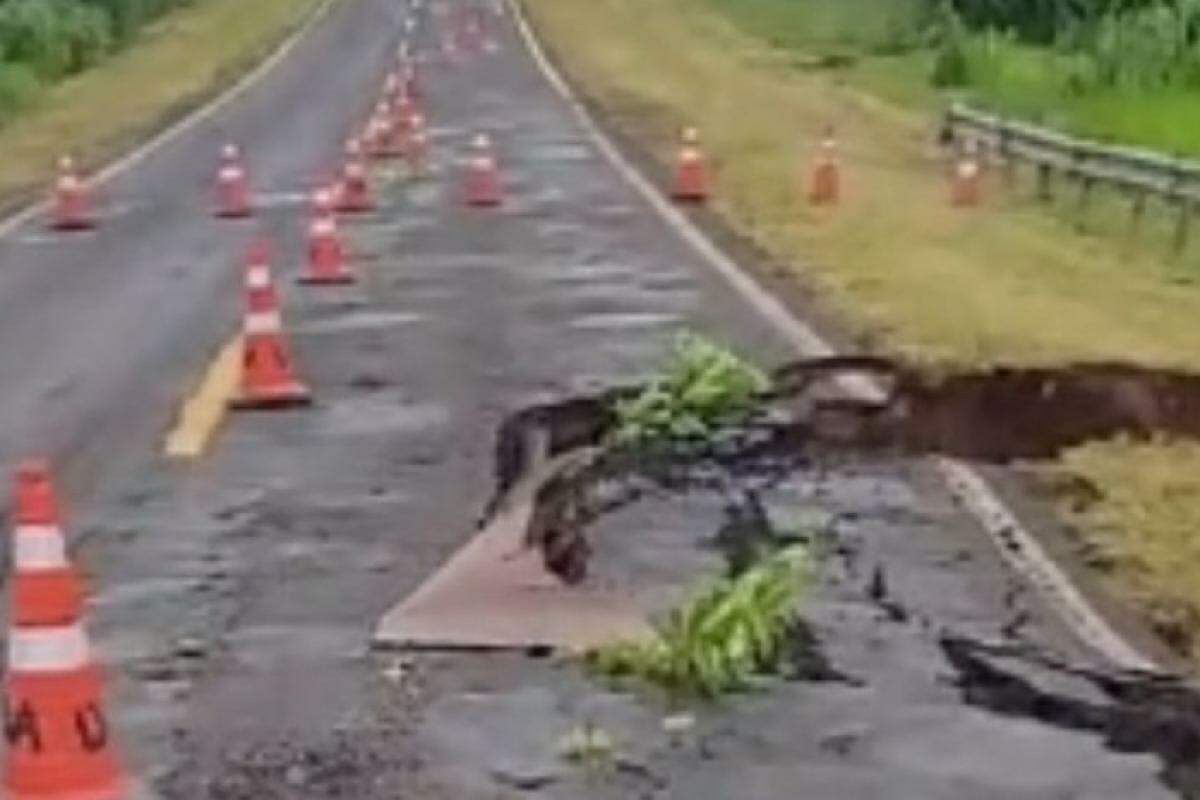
[{"xmin": 1048, "ymin": 439, "xmax": 1200, "ymax": 664}]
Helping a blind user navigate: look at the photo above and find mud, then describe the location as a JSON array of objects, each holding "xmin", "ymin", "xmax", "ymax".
[{"xmin": 772, "ymin": 357, "xmax": 1200, "ymax": 461}]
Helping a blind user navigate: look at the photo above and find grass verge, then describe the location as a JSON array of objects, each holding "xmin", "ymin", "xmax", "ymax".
[
  {"xmin": 519, "ymin": 0, "xmax": 1200, "ymax": 668},
  {"xmin": 0, "ymin": 0, "xmax": 324, "ymax": 212}
]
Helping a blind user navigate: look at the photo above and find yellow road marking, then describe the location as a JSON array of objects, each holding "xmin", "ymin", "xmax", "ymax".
[{"xmin": 164, "ymin": 335, "xmax": 242, "ymax": 459}]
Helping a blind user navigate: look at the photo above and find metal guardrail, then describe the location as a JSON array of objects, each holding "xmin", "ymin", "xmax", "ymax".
[{"xmin": 944, "ymin": 103, "xmax": 1200, "ymax": 250}]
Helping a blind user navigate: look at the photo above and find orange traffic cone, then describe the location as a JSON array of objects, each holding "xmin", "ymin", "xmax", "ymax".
[
  {"xmin": 951, "ymin": 146, "xmax": 982, "ymax": 208},
  {"xmin": 215, "ymin": 143, "xmax": 253, "ymax": 219},
  {"xmin": 463, "ymin": 133, "xmax": 502, "ymax": 207},
  {"xmin": 672, "ymin": 127, "xmax": 710, "ymax": 204},
  {"xmin": 311, "ymin": 177, "xmax": 337, "ymax": 217},
  {"xmin": 4, "ymin": 461, "xmax": 128, "ymax": 800},
  {"xmin": 383, "ymin": 71, "xmax": 401, "ymax": 104},
  {"xmin": 50, "ymin": 157, "xmax": 96, "ymax": 232},
  {"xmin": 808, "ymin": 128, "xmax": 841, "ymax": 206},
  {"xmin": 365, "ymin": 104, "xmax": 401, "ymax": 160},
  {"xmin": 230, "ymin": 242, "xmax": 312, "ymax": 409},
  {"xmin": 402, "ymin": 63, "xmax": 423, "ymax": 102},
  {"xmin": 392, "ymin": 93, "xmax": 420, "ymax": 137},
  {"xmin": 335, "ymin": 138, "xmax": 374, "ymax": 214},
  {"xmin": 299, "ymin": 192, "xmax": 355, "ymax": 285},
  {"xmin": 406, "ymin": 113, "xmax": 430, "ymax": 176}
]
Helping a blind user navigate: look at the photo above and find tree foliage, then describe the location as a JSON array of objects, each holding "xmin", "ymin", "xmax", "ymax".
[{"xmin": 0, "ymin": 0, "xmax": 197, "ymax": 118}]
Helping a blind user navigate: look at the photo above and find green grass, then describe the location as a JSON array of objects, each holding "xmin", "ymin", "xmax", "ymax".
[
  {"xmin": 704, "ymin": 0, "xmax": 925, "ymax": 54},
  {"xmin": 590, "ymin": 546, "xmax": 810, "ymax": 699},
  {"xmin": 702, "ymin": 0, "xmax": 1200, "ymax": 158}
]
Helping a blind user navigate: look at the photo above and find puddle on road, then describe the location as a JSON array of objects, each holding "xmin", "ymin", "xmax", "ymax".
[
  {"xmin": 315, "ymin": 398, "xmax": 450, "ymax": 437},
  {"xmin": 569, "ymin": 311, "xmax": 683, "ymax": 331},
  {"xmin": 552, "ymin": 282, "xmax": 701, "ymax": 308},
  {"xmin": 293, "ymin": 310, "xmax": 425, "ymax": 335},
  {"xmin": 531, "ymin": 141, "xmax": 595, "ymax": 163},
  {"xmin": 541, "ymin": 261, "xmax": 638, "ymax": 285},
  {"xmin": 223, "ymin": 625, "xmax": 364, "ymax": 668}
]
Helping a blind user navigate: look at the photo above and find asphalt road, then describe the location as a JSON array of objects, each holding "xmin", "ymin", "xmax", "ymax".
[
  {"xmin": 0, "ymin": 0, "xmax": 402, "ymax": 499},
  {"xmin": 0, "ymin": 0, "xmax": 1192, "ymax": 797}
]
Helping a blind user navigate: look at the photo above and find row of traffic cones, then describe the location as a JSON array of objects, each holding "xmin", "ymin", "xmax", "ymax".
[
  {"xmin": 663, "ymin": 124, "xmax": 985, "ymax": 209},
  {"xmin": 229, "ymin": 50, "xmax": 434, "ymax": 408},
  {"xmin": 666, "ymin": 126, "xmax": 843, "ymax": 208}
]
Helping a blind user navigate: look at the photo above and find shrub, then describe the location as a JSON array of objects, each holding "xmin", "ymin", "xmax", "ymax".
[
  {"xmin": 589, "ymin": 546, "xmax": 810, "ymax": 698},
  {"xmin": 613, "ymin": 332, "xmax": 769, "ymax": 447},
  {"xmin": 0, "ymin": 0, "xmax": 114, "ymax": 81},
  {"xmin": 930, "ymin": 1, "xmax": 971, "ymax": 86}
]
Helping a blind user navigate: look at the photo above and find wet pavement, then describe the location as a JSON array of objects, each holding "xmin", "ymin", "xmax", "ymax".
[{"xmin": 6, "ymin": 0, "xmax": 1196, "ymax": 797}]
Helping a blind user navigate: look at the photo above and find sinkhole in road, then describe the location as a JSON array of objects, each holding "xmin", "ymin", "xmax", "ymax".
[{"xmin": 474, "ymin": 355, "xmax": 1200, "ymax": 797}]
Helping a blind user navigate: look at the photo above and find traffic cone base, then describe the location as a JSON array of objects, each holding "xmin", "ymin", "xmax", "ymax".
[
  {"xmin": 335, "ymin": 179, "xmax": 375, "ymax": 213},
  {"xmin": 465, "ymin": 163, "xmax": 502, "ymax": 206},
  {"xmin": 809, "ymin": 161, "xmax": 840, "ymax": 206},
  {"xmin": 952, "ymin": 159, "xmax": 982, "ymax": 207},
  {"xmin": 51, "ymin": 189, "xmax": 96, "ymax": 232},
  {"xmin": 464, "ymin": 136, "xmax": 502, "ymax": 206},
  {"xmin": 5, "ymin": 665, "xmax": 127, "ymax": 800},
  {"xmin": 230, "ymin": 335, "xmax": 312, "ymax": 409},
  {"xmin": 297, "ymin": 274, "xmax": 355, "ymax": 286},
  {"xmin": 672, "ymin": 151, "xmax": 709, "ymax": 203},
  {"xmin": 51, "ymin": 160, "xmax": 97, "ymax": 231},
  {"xmin": 299, "ymin": 217, "xmax": 356, "ymax": 286},
  {"xmin": 216, "ymin": 171, "xmax": 253, "ymax": 218}
]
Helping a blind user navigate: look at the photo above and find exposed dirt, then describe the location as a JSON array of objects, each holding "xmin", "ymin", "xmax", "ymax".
[
  {"xmin": 941, "ymin": 637, "xmax": 1200, "ymax": 798},
  {"xmin": 470, "ymin": 355, "xmax": 1200, "ymax": 798},
  {"xmin": 773, "ymin": 357, "xmax": 1200, "ymax": 461}
]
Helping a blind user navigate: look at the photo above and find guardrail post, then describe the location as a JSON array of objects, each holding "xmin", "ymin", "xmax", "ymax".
[
  {"xmin": 1076, "ymin": 175, "xmax": 1095, "ymax": 231},
  {"xmin": 1036, "ymin": 161, "xmax": 1053, "ymax": 202},
  {"xmin": 1174, "ymin": 196, "xmax": 1192, "ymax": 255},
  {"xmin": 998, "ymin": 124, "xmax": 1016, "ymax": 188},
  {"xmin": 1129, "ymin": 189, "xmax": 1147, "ymax": 238}
]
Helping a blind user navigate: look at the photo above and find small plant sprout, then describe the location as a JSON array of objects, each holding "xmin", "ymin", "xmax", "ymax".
[
  {"xmin": 613, "ymin": 332, "xmax": 770, "ymax": 448},
  {"xmin": 589, "ymin": 545, "xmax": 811, "ymax": 699},
  {"xmin": 557, "ymin": 720, "xmax": 617, "ymax": 773}
]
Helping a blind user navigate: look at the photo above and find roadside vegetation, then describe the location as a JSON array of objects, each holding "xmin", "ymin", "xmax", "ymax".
[
  {"xmin": 0, "ymin": 0, "xmax": 321, "ymax": 206},
  {"xmin": 0, "ymin": 0, "xmax": 212, "ymax": 121},
  {"xmin": 708, "ymin": 0, "xmax": 1200, "ymax": 157},
  {"xmin": 521, "ymin": 0, "xmax": 1200, "ymax": 669},
  {"xmin": 613, "ymin": 332, "xmax": 769, "ymax": 448},
  {"xmin": 590, "ymin": 546, "xmax": 810, "ymax": 698}
]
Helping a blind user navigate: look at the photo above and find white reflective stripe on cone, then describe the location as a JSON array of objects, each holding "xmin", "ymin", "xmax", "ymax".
[
  {"xmin": 247, "ymin": 266, "xmax": 272, "ymax": 289},
  {"xmin": 244, "ymin": 311, "xmax": 282, "ymax": 335},
  {"xmin": 8, "ymin": 624, "xmax": 90, "ymax": 673},
  {"xmin": 13, "ymin": 525, "xmax": 69, "ymax": 570}
]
